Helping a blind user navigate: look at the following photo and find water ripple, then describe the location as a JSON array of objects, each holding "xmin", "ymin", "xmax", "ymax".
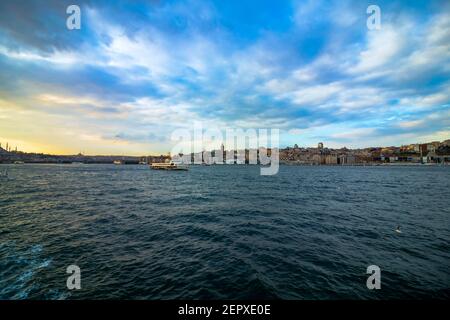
[{"xmin": 0, "ymin": 164, "xmax": 449, "ymax": 299}]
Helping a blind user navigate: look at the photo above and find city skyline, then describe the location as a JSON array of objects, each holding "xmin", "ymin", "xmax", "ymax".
[
  {"xmin": 1, "ymin": 138, "xmax": 449, "ymax": 158},
  {"xmin": 0, "ymin": 0, "xmax": 449, "ymax": 155}
]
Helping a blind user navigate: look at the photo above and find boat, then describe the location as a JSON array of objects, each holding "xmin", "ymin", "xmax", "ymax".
[
  {"xmin": 150, "ymin": 161, "xmax": 188, "ymax": 171},
  {"xmin": 113, "ymin": 160, "xmax": 124, "ymax": 165}
]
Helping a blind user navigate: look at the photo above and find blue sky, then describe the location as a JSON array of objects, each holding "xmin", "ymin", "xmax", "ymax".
[{"xmin": 0, "ymin": 0, "xmax": 449, "ymax": 155}]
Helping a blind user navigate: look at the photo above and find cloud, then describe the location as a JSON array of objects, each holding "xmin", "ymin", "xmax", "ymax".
[
  {"xmin": 398, "ymin": 120, "xmax": 424, "ymax": 129},
  {"xmin": 0, "ymin": 0, "xmax": 449, "ymax": 154},
  {"xmin": 37, "ymin": 94, "xmax": 104, "ymax": 107},
  {"xmin": 349, "ymin": 25, "xmax": 403, "ymax": 74},
  {"xmin": 330, "ymin": 128, "xmax": 376, "ymax": 140}
]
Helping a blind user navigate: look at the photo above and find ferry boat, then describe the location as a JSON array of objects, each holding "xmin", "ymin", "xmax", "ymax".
[{"xmin": 150, "ymin": 161, "xmax": 188, "ymax": 171}]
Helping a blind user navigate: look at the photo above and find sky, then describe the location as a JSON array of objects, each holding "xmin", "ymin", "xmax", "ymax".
[{"xmin": 0, "ymin": 0, "xmax": 449, "ymax": 155}]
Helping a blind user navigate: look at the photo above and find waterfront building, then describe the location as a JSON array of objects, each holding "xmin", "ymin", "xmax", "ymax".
[
  {"xmin": 325, "ymin": 154, "xmax": 338, "ymax": 165},
  {"xmin": 419, "ymin": 144, "xmax": 428, "ymax": 156},
  {"xmin": 389, "ymin": 156, "xmax": 398, "ymax": 163},
  {"xmin": 339, "ymin": 155, "xmax": 356, "ymax": 165}
]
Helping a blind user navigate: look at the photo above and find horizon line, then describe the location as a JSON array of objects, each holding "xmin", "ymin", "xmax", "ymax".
[{"xmin": 1, "ymin": 138, "xmax": 448, "ymax": 158}]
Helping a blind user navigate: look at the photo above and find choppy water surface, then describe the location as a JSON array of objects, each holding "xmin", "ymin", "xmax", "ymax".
[{"xmin": 0, "ymin": 164, "xmax": 449, "ymax": 299}]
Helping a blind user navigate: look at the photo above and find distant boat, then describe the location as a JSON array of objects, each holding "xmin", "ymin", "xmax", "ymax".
[
  {"xmin": 13, "ymin": 161, "xmax": 24, "ymax": 164},
  {"xmin": 151, "ymin": 161, "xmax": 188, "ymax": 171},
  {"xmin": 113, "ymin": 160, "xmax": 123, "ymax": 165}
]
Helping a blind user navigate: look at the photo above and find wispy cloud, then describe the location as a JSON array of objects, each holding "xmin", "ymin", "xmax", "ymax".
[{"xmin": 0, "ymin": 0, "xmax": 448, "ymax": 153}]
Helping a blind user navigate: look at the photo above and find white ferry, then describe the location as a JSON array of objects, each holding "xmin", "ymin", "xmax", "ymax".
[{"xmin": 150, "ymin": 160, "xmax": 188, "ymax": 171}]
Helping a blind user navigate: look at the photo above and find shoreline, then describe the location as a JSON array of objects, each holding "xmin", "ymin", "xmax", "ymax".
[{"xmin": 1, "ymin": 162, "xmax": 448, "ymax": 166}]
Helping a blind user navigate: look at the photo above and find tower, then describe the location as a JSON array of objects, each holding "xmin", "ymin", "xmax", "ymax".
[
  {"xmin": 221, "ymin": 143, "xmax": 225, "ymax": 163},
  {"xmin": 318, "ymin": 142, "xmax": 324, "ymax": 150}
]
